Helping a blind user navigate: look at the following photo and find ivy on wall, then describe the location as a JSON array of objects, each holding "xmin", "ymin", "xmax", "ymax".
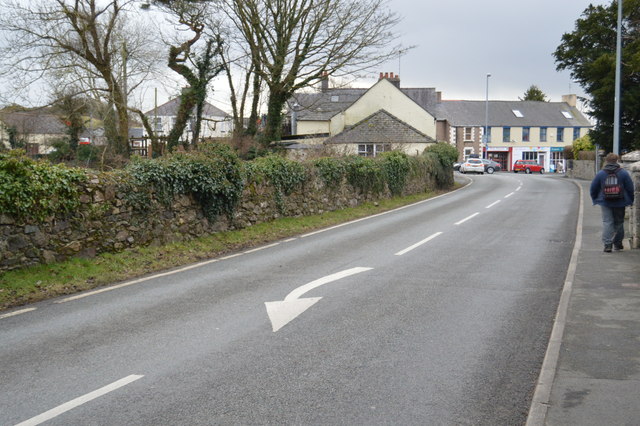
[
  {"xmin": 0, "ymin": 150, "xmax": 87, "ymax": 222},
  {"xmin": 1, "ymin": 145, "xmax": 455, "ymax": 225}
]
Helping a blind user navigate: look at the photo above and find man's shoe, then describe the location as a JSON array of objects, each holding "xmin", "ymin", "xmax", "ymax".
[
  {"xmin": 614, "ymin": 242, "xmax": 624, "ymax": 251},
  {"xmin": 604, "ymin": 244, "xmax": 612, "ymax": 252}
]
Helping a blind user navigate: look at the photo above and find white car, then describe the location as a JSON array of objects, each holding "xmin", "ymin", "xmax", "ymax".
[{"xmin": 459, "ymin": 158, "xmax": 485, "ymax": 174}]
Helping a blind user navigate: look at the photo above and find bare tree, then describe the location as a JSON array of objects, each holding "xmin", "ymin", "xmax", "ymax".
[
  {"xmin": 142, "ymin": 1, "xmax": 224, "ymax": 151},
  {"xmin": 0, "ymin": 0, "xmax": 161, "ymax": 156},
  {"xmin": 218, "ymin": 0, "xmax": 405, "ymax": 142}
]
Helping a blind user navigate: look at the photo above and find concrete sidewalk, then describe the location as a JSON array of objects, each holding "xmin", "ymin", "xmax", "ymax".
[{"xmin": 528, "ymin": 179, "xmax": 640, "ymax": 425}]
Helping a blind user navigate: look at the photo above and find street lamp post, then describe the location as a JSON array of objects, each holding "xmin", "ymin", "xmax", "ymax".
[
  {"xmin": 613, "ymin": 0, "xmax": 622, "ymax": 155},
  {"xmin": 484, "ymin": 73, "xmax": 491, "ymax": 159}
]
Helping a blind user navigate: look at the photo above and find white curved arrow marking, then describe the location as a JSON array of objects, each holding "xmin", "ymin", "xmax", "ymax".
[{"xmin": 265, "ymin": 267, "xmax": 373, "ymax": 332}]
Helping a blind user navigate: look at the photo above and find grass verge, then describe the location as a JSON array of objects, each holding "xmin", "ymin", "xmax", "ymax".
[{"xmin": 0, "ymin": 188, "xmax": 454, "ymax": 310}]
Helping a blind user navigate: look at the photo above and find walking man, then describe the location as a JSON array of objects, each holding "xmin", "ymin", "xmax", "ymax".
[{"xmin": 590, "ymin": 153, "xmax": 635, "ymax": 252}]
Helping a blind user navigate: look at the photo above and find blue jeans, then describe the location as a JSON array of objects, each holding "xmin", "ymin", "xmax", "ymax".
[{"xmin": 600, "ymin": 205, "xmax": 626, "ymax": 245}]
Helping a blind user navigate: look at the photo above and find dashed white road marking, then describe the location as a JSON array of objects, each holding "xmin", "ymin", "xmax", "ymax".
[
  {"xmin": 0, "ymin": 308, "xmax": 36, "ymax": 320},
  {"xmin": 14, "ymin": 375, "xmax": 144, "ymax": 426},
  {"xmin": 455, "ymin": 212, "xmax": 479, "ymax": 225},
  {"xmin": 505, "ymin": 192, "xmax": 515, "ymax": 198},
  {"xmin": 486, "ymin": 200, "xmax": 501, "ymax": 209},
  {"xmin": 395, "ymin": 232, "xmax": 443, "ymax": 256},
  {"xmin": 244, "ymin": 243, "xmax": 280, "ymax": 254}
]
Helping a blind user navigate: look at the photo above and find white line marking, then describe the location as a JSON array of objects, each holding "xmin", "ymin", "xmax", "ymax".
[
  {"xmin": 283, "ymin": 238, "xmax": 297, "ymax": 242},
  {"xmin": 455, "ymin": 212, "xmax": 479, "ymax": 225},
  {"xmin": 505, "ymin": 192, "xmax": 515, "ymax": 198},
  {"xmin": 516, "ymin": 186, "xmax": 522, "ymax": 192},
  {"xmin": 0, "ymin": 308, "xmax": 36, "ymax": 320},
  {"xmin": 395, "ymin": 232, "xmax": 443, "ymax": 256},
  {"xmin": 486, "ymin": 200, "xmax": 501, "ymax": 209},
  {"xmin": 244, "ymin": 242, "xmax": 280, "ymax": 254},
  {"xmin": 300, "ymin": 186, "xmax": 468, "ymax": 238},
  {"xmin": 15, "ymin": 375, "xmax": 144, "ymax": 426},
  {"xmin": 56, "ymin": 257, "xmax": 223, "ymax": 303}
]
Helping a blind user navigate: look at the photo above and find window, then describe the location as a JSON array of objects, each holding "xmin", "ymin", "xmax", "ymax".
[
  {"xmin": 358, "ymin": 144, "xmax": 390, "ymax": 157},
  {"xmin": 464, "ymin": 127, "xmax": 473, "ymax": 141},
  {"xmin": 523, "ymin": 151, "xmax": 538, "ymax": 161},
  {"xmin": 331, "ymin": 95, "xmax": 340, "ymax": 102},
  {"xmin": 573, "ymin": 127, "xmax": 580, "ymax": 140},
  {"xmin": 561, "ymin": 111, "xmax": 573, "ymax": 119},
  {"xmin": 503, "ymin": 127, "xmax": 511, "ymax": 142},
  {"xmin": 557, "ymin": 127, "xmax": 564, "ymax": 142},
  {"xmin": 540, "ymin": 127, "xmax": 547, "ymax": 142},
  {"xmin": 464, "ymin": 148, "xmax": 474, "ymax": 160},
  {"xmin": 512, "ymin": 109, "xmax": 524, "ymax": 118},
  {"xmin": 485, "ymin": 127, "xmax": 491, "ymax": 143},
  {"xmin": 522, "ymin": 127, "xmax": 530, "ymax": 142},
  {"xmin": 154, "ymin": 117, "xmax": 163, "ymax": 132}
]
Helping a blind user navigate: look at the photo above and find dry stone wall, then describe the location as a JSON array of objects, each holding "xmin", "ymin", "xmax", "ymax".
[{"xmin": 0, "ymin": 172, "xmax": 437, "ymax": 272}]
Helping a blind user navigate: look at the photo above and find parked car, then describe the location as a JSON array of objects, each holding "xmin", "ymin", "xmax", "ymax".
[
  {"xmin": 481, "ymin": 159, "xmax": 501, "ymax": 174},
  {"xmin": 513, "ymin": 159, "xmax": 545, "ymax": 174},
  {"xmin": 459, "ymin": 158, "xmax": 485, "ymax": 174},
  {"xmin": 453, "ymin": 162, "xmax": 462, "ymax": 171}
]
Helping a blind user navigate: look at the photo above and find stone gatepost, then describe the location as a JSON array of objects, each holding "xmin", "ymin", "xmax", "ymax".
[{"xmin": 622, "ymin": 151, "xmax": 640, "ymax": 248}]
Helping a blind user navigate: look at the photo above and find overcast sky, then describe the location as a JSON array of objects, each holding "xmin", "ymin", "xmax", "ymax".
[
  {"xmin": 204, "ymin": 0, "xmax": 606, "ymax": 114},
  {"xmin": 372, "ymin": 0, "xmax": 605, "ymax": 105}
]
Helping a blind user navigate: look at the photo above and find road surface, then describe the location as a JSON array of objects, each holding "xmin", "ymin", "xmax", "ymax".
[{"xmin": 0, "ymin": 173, "xmax": 578, "ymax": 425}]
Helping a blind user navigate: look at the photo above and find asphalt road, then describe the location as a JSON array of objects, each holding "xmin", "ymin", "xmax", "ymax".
[{"xmin": 0, "ymin": 172, "xmax": 579, "ymax": 425}]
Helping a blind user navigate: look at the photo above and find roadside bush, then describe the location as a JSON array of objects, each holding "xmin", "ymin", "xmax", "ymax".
[
  {"xmin": 380, "ymin": 151, "xmax": 411, "ymax": 195},
  {"xmin": 345, "ymin": 156, "xmax": 385, "ymax": 194},
  {"xmin": 421, "ymin": 151, "xmax": 452, "ymax": 188},
  {"xmin": 0, "ymin": 150, "xmax": 87, "ymax": 222},
  {"xmin": 424, "ymin": 142, "xmax": 459, "ymax": 167},
  {"xmin": 122, "ymin": 143, "xmax": 244, "ymax": 221},
  {"xmin": 312, "ymin": 157, "xmax": 347, "ymax": 188},
  {"xmin": 247, "ymin": 154, "xmax": 308, "ymax": 213}
]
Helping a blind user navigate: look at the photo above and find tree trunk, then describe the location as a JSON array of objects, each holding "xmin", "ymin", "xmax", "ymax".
[{"xmin": 264, "ymin": 89, "xmax": 288, "ymax": 143}]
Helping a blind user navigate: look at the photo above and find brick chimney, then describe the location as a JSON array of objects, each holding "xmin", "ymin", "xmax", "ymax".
[
  {"xmin": 379, "ymin": 71, "xmax": 400, "ymax": 88},
  {"xmin": 321, "ymin": 72, "xmax": 329, "ymax": 93}
]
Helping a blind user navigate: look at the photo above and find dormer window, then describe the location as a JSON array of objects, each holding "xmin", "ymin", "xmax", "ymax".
[
  {"xmin": 561, "ymin": 111, "xmax": 573, "ymax": 119},
  {"xmin": 512, "ymin": 109, "xmax": 524, "ymax": 118}
]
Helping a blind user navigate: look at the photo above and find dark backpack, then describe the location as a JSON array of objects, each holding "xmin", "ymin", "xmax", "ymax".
[{"xmin": 603, "ymin": 169, "xmax": 623, "ymax": 200}]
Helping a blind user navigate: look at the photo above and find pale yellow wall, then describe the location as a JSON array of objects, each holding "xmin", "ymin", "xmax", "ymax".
[
  {"xmin": 487, "ymin": 126, "xmax": 588, "ymax": 148},
  {"xmin": 298, "ymin": 120, "xmax": 331, "ymax": 135},
  {"xmin": 340, "ymin": 79, "xmax": 436, "ymax": 138}
]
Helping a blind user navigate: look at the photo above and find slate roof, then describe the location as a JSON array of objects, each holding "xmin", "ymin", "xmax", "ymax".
[
  {"xmin": 0, "ymin": 111, "xmax": 67, "ymax": 135},
  {"xmin": 145, "ymin": 97, "xmax": 230, "ymax": 118},
  {"xmin": 291, "ymin": 89, "xmax": 367, "ymax": 121},
  {"xmin": 325, "ymin": 109, "xmax": 435, "ymax": 145},
  {"xmin": 291, "ymin": 86, "xmax": 440, "ymax": 122},
  {"xmin": 433, "ymin": 100, "xmax": 592, "ymax": 127}
]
